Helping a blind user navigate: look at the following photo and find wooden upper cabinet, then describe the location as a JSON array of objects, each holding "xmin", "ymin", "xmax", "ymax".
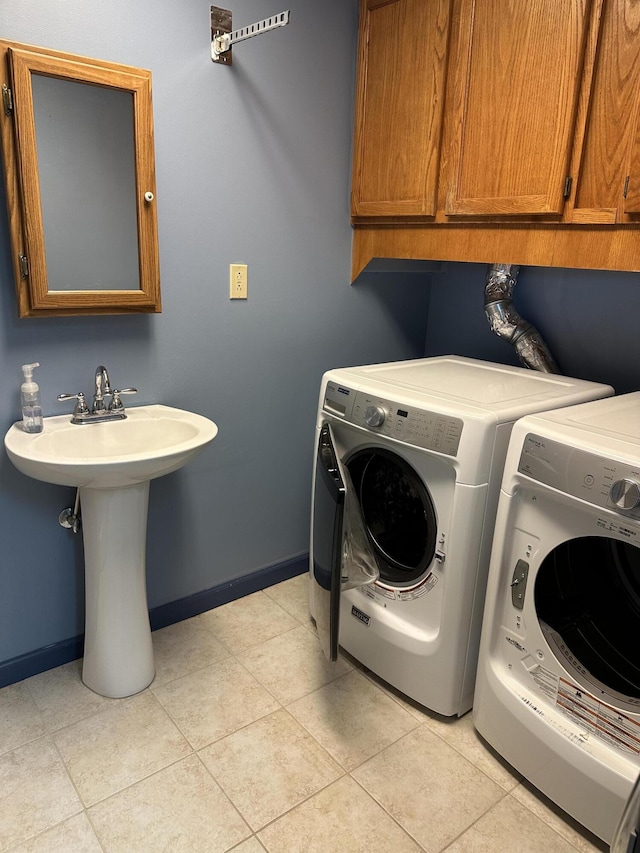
[
  {"xmin": 350, "ymin": 0, "xmax": 640, "ymax": 275},
  {"xmin": 444, "ymin": 0, "xmax": 593, "ymax": 217},
  {"xmin": 351, "ymin": 0, "xmax": 453, "ymax": 218}
]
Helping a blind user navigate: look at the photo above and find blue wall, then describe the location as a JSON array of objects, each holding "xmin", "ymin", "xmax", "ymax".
[
  {"xmin": 424, "ymin": 262, "xmax": 640, "ymax": 394},
  {"xmin": 0, "ymin": 0, "xmax": 433, "ymax": 674}
]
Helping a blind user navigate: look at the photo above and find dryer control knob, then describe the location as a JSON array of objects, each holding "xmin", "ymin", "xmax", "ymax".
[
  {"xmin": 364, "ymin": 405, "xmax": 385, "ymax": 428},
  {"xmin": 610, "ymin": 478, "xmax": 640, "ymax": 510}
]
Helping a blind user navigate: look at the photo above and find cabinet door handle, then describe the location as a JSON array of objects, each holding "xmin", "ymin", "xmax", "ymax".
[{"xmin": 563, "ymin": 176, "xmax": 573, "ymax": 199}]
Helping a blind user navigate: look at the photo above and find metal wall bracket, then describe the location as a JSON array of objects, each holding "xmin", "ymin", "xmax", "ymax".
[{"xmin": 211, "ymin": 6, "xmax": 290, "ymax": 65}]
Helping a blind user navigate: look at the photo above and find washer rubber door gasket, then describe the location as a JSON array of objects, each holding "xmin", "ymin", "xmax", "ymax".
[{"xmin": 347, "ymin": 448, "xmax": 437, "ymax": 585}]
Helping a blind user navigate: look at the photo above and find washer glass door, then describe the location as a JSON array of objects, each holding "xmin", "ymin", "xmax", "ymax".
[
  {"xmin": 311, "ymin": 424, "xmax": 378, "ymax": 661},
  {"xmin": 348, "ymin": 449, "xmax": 438, "ymax": 585},
  {"xmin": 535, "ymin": 535, "xmax": 640, "ymax": 703}
]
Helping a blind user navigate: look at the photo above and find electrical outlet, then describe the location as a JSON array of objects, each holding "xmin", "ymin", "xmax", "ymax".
[{"xmin": 229, "ymin": 263, "xmax": 248, "ymax": 299}]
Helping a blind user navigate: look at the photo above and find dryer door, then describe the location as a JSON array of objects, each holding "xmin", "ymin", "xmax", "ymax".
[
  {"xmin": 535, "ymin": 535, "xmax": 640, "ymax": 704},
  {"xmin": 312, "ymin": 423, "xmax": 378, "ymax": 661}
]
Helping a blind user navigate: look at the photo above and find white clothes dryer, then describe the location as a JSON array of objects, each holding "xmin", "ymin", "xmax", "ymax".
[
  {"xmin": 309, "ymin": 356, "xmax": 613, "ymax": 717},
  {"xmin": 474, "ymin": 392, "xmax": 640, "ymax": 844}
]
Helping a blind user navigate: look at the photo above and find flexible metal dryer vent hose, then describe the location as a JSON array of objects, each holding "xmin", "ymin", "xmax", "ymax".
[{"xmin": 483, "ymin": 263, "xmax": 559, "ymax": 374}]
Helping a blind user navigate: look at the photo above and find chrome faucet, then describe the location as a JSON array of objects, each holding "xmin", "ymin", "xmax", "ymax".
[
  {"xmin": 58, "ymin": 365, "xmax": 137, "ymax": 424},
  {"xmin": 92, "ymin": 365, "xmax": 112, "ymax": 413}
]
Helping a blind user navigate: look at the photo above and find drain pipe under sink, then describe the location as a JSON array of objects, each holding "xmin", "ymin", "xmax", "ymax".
[{"xmin": 483, "ymin": 263, "xmax": 559, "ymax": 373}]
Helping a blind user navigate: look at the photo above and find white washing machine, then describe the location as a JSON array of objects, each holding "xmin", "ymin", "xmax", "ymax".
[
  {"xmin": 473, "ymin": 392, "xmax": 640, "ymax": 844},
  {"xmin": 308, "ymin": 356, "xmax": 613, "ymax": 717}
]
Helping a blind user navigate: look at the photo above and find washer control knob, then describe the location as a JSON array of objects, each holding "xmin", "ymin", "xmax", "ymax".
[
  {"xmin": 610, "ymin": 478, "xmax": 640, "ymax": 510},
  {"xmin": 364, "ymin": 405, "xmax": 385, "ymax": 428}
]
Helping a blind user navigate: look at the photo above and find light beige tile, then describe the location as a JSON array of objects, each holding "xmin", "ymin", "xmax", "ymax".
[
  {"xmin": 0, "ymin": 737, "xmax": 82, "ymax": 850},
  {"xmin": 53, "ymin": 691, "xmax": 191, "ymax": 806},
  {"xmin": 263, "ymin": 573, "xmax": 312, "ymax": 625},
  {"xmin": 512, "ymin": 780, "xmax": 608, "ymax": 852},
  {"xmin": 446, "ymin": 794, "xmax": 585, "ymax": 853},
  {"xmin": 3, "ymin": 578, "xmax": 604, "ymax": 853},
  {"xmin": 352, "ymin": 725, "xmax": 504, "ymax": 852},
  {"xmin": 287, "ymin": 670, "xmax": 418, "ymax": 770},
  {"xmin": 258, "ymin": 775, "xmax": 423, "ymax": 852},
  {"xmin": 151, "ymin": 615, "xmax": 229, "ymax": 687},
  {"xmin": 198, "ymin": 591, "xmax": 299, "ymax": 653},
  {"xmin": 152, "ymin": 657, "xmax": 279, "ymax": 750},
  {"xmin": 238, "ymin": 625, "xmax": 352, "ymax": 705},
  {"xmin": 0, "ymin": 681, "xmax": 46, "ymax": 755},
  {"xmin": 25, "ymin": 660, "xmax": 115, "ymax": 732},
  {"xmin": 10, "ymin": 813, "xmax": 102, "ymax": 852},
  {"xmin": 424, "ymin": 711, "xmax": 522, "ymax": 791},
  {"xmin": 200, "ymin": 708, "xmax": 343, "ymax": 830},
  {"xmin": 89, "ymin": 754, "xmax": 250, "ymax": 852}
]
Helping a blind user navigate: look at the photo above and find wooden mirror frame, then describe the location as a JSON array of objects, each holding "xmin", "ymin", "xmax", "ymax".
[{"xmin": 0, "ymin": 40, "xmax": 161, "ymax": 317}]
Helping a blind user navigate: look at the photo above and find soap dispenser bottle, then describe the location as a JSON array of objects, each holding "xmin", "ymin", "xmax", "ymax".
[{"xmin": 21, "ymin": 362, "xmax": 43, "ymax": 433}]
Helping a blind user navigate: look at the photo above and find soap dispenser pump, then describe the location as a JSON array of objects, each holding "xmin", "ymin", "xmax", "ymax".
[{"xmin": 21, "ymin": 362, "xmax": 43, "ymax": 433}]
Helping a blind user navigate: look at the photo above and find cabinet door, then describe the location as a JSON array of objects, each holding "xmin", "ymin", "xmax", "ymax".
[
  {"xmin": 622, "ymin": 1, "xmax": 640, "ymax": 218},
  {"xmin": 445, "ymin": 0, "xmax": 593, "ymax": 217},
  {"xmin": 572, "ymin": 0, "xmax": 640, "ymax": 222},
  {"xmin": 351, "ymin": 0, "xmax": 453, "ymax": 218},
  {"xmin": 624, "ymin": 113, "xmax": 640, "ymax": 215}
]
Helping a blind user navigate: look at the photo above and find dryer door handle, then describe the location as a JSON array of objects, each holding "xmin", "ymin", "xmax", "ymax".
[{"xmin": 510, "ymin": 560, "xmax": 529, "ymax": 610}]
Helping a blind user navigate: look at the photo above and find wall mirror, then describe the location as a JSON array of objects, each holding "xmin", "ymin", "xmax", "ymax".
[{"xmin": 0, "ymin": 40, "xmax": 161, "ymax": 317}]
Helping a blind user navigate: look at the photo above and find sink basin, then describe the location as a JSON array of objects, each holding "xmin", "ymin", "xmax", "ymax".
[
  {"xmin": 4, "ymin": 404, "xmax": 218, "ymax": 699},
  {"xmin": 5, "ymin": 404, "xmax": 218, "ymax": 489}
]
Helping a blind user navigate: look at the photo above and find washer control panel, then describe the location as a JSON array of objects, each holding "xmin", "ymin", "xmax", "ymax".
[
  {"xmin": 519, "ymin": 433, "xmax": 640, "ymax": 518},
  {"xmin": 323, "ymin": 381, "xmax": 463, "ymax": 456}
]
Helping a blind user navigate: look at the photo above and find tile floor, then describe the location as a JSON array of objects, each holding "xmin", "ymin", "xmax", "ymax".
[{"xmin": 0, "ymin": 574, "xmax": 609, "ymax": 852}]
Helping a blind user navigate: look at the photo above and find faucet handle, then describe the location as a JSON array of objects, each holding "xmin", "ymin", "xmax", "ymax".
[
  {"xmin": 57, "ymin": 392, "xmax": 89, "ymax": 415},
  {"xmin": 109, "ymin": 388, "xmax": 137, "ymax": 412}
]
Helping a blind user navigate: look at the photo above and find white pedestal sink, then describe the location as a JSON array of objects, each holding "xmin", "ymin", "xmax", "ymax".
[{"xmin": 5, "ymin": 405, "xmax": 218, "ymax": 698}]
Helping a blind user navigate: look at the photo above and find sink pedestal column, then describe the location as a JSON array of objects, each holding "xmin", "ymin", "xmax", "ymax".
[{"xmin": 80, "ymin": 482, "xmax": 155, "ymax": 698}]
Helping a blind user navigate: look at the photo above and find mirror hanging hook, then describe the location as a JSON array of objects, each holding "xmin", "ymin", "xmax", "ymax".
[{"xmin": 211, "ymin": 7, "xmax": 290, "ymax": 65}]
